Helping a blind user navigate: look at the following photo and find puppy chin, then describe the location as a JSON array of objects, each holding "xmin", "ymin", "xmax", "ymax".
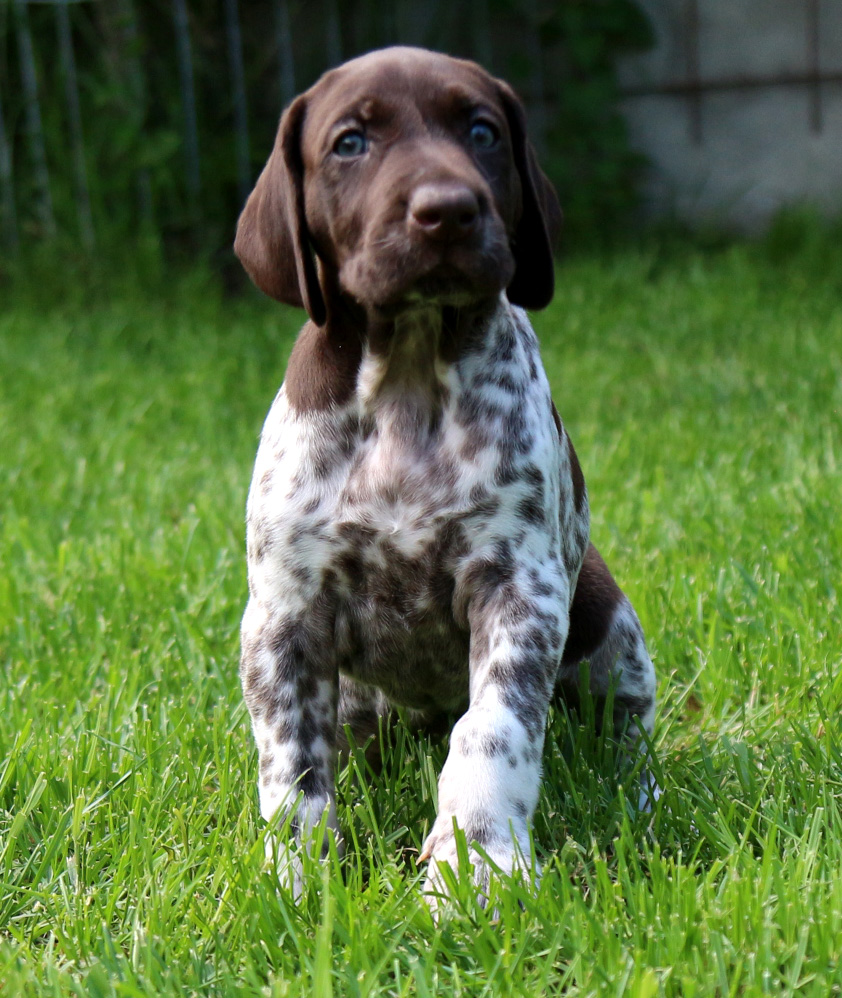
[{"xmin": 341, "ymin": 254, "xmax": 514, "ymax": 321}]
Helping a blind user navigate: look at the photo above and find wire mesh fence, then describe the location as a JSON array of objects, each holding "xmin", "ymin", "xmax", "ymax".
[{"xmin": 0, "ymin": 0, "xmax": 652, "ymax": 254}]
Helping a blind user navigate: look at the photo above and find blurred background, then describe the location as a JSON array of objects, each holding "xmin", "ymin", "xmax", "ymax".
[{"xmin": 0, "ymin": 0, "xmax": 840, "ymax": 274}]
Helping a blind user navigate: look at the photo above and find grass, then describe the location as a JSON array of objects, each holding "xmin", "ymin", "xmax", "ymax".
[{"xmin": 1, "ymin": 232, "xmax": 841, "ymax": 996}]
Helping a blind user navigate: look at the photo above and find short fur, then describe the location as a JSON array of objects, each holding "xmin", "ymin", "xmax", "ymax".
[{"xmin": 236, "ymin": 47, "xmax": 656, "ymax": 902}]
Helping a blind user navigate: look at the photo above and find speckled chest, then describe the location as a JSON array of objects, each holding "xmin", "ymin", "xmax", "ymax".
[{"xmin": 246, "ymin": 303, "xmax": 573, "ymax": 712}]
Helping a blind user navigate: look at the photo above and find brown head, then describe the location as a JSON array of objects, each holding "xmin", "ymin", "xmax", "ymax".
[{"xmin": 234, "ymin": 47, "xmax": 562, "ymax": 326}]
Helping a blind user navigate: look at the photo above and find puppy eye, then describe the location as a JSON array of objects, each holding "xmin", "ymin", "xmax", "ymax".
[
  {"xmin": 469, "ymin": 120, "xmax": 499, "ymax": 149},
  {"xmin": 333, "ymin": 129, "xmax": 368, "ymax": 158}
]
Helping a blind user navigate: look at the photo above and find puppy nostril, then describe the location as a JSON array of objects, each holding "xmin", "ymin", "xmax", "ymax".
[{"xmin": 414, "ymin": 207, "xmax": 444, "ymax": 229}]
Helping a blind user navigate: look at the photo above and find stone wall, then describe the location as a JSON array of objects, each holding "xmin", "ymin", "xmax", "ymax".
[{"xmin": 617, "ymin": 0, "xmax": 842, "ymax": 230}]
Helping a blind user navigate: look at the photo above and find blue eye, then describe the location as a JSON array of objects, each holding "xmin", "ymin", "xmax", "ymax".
[
  {"xmin": 469, "ymin": 121, "xmax": 499, "ymax": 149},
  {"xmin": 333, "ymin": 129, "xmax": 367, "ymax": 158}
]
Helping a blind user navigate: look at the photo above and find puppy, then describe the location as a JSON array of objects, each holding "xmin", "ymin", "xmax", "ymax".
[{"xmin": 235, "ymin": 47, "xmax": 656, "ymax": 903}]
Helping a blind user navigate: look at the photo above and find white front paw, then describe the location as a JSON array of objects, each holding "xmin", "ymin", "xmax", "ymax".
[
  {"xmin": 265, "ymin": 832, "xmax": 306, "ymax": 899},
  {"xmin": 263, "ymin": 792, "xmax": 341, "ymax": 898},
  {"xmin": 419, "ymin": 814, "xmax": 537, "ymax": 914},
  {"xmin": 637, "ymin": 768, "xmax": 662, "ymax": 812}
]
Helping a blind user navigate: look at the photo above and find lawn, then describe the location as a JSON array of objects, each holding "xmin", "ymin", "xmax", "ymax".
[{"xmin": 1, "ymin": 233, "xmax": 841, "ymax": 996}]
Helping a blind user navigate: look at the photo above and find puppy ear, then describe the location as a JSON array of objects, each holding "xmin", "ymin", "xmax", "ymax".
[
  {"xmin": 496, "ymin": 82, "xmax": 563, "ymax": 311},
  {"xmin": 234, "ymin": 95, "xmax": 327, "ymax": 326}
]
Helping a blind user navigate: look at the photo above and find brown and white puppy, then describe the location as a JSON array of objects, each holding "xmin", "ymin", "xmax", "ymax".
[{"xmin": 235, "ymin": 47, "xmax": 656, "ymax": 905}]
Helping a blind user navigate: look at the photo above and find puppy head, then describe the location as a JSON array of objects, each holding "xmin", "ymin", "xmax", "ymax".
[{"xmin": 235, "ymin": 47, "xmax": 561, "ymax": 324}]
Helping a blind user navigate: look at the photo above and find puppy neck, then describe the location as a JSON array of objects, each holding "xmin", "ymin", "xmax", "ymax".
[
  {"xmin": 356, "ymin": 307, "xmax": 448, "ymax": 439},
  {"xmin": 282, "ymin": 296, "xmax": 506, "ymax": 419}
]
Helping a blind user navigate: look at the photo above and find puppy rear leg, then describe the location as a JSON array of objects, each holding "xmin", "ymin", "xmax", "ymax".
[
  {"xmin": 557, "ymin": 544, "xmax": 658, "ymax": 808},
  {"xmin": 337, "ymin": 676, "xmax": 455, "ymax": 771},
  {"xmin": 336, "ymin": 676, "xmax": 392, "ymax": 771}
]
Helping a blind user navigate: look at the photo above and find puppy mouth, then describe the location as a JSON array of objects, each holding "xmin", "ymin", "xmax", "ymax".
[
  {"xmin": 407, "ymin": 264, "xmax": 492, "ymax": 304},
  {"xmin": 342, "ymin": 235, "xmax": 515, "ymax": 317}
]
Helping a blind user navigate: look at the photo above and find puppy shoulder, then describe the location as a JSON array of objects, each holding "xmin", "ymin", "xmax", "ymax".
[{"xmin": 285, "ymin": 321, "xmax": 363, "ymax": 414}]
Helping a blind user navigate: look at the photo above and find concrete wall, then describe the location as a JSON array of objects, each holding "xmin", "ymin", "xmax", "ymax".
[{"xmin": 616, "ymin": 0, "xmax": 842, "ymax": 231}]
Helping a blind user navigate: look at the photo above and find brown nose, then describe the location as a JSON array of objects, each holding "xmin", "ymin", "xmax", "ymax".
[{"xmin": 408, "ymin": 183, "xmax": 481, "ymax": 242}]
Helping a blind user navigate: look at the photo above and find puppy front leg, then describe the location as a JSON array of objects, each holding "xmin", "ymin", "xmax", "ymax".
[
  {"xmin": 421, "ymin": 560, "xmax": 569, "ymax": 906},
  {"xmin": 240, "ymin": 598, "xmax": 339, "ymax": 896}
]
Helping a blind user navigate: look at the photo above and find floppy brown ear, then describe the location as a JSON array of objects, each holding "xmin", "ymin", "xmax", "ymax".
[
  {"xmin": 234, "ymin": 95, "xmax": 327, "ymax": 326},
  {"xmin": 496, "ymin": 82, "xmax": 563, "ymax": 310}
]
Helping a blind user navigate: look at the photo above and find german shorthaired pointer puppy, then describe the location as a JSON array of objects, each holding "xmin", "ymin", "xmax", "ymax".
[{"xmin": 235, "ymin": 47, "xmax": 657, "ymax": 904}]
